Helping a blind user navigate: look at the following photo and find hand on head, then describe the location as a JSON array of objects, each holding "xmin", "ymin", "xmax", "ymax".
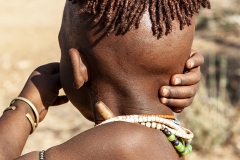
[
  {"xmin": 17, "ymin": 49, "xmax": 203, "ymax": 122},
  {"xmin": 92, "ymin": 49, "xmax": 204, "ymax": 115},
  {"xmin": 159, "ymin": 49, "xmax": 204, "ymax": 113},
  {"xmin": 18, "ymin": 62, "xmax": 69, "ymax": 122}
]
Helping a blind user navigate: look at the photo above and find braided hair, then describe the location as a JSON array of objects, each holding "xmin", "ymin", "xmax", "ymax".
[{"xmin": 67, "ymin": 0, "xmax": 210, "ymax": 38}]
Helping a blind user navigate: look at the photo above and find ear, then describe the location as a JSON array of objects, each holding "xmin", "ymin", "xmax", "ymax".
[{"xmin": 69, "ymin": 48, "xmax": 89, "ymax": 89}]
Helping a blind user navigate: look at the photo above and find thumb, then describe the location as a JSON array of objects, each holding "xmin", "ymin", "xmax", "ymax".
[{"xmin": 52, "ymin": 96, "xmax": 69, "ymax": 106}]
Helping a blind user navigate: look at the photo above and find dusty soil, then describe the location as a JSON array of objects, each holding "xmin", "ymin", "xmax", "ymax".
[{"xmin": 0, "ymin": 1, "xmax": 239, "ymax": 160}]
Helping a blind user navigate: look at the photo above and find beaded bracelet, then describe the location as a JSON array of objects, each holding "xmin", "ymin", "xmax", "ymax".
[{"xmin": 39, "ymin": 150, "xmax": 45, "ymax": 160}]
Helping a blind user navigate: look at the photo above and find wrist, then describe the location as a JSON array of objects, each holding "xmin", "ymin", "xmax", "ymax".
[
  {"xmin": 2, "ymin": 101, "xmax": 36, "ymax": 134},
  {"xmin": 5, "ymin": 97, "xmax": 40, "ymax": 134},
  {"xmin": 11, "ymin": 100, "xmax": 36, "ymax": 122}
]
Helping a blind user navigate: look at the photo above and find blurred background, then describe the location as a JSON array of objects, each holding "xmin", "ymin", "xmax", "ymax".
[{"xmin": 0, "ymin": 0, "xmax": 239, "ymax": 159}]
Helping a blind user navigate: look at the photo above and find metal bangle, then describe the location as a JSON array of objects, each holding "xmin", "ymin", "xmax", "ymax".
[
  {"xmin": 10, "ymin": 97, "xmax": 39, "ymax": 128},
  {"xmin": 25, "ymin": 113, "xmax": 36, "ymax": 134},
  {"xmin": 3, "ymin": 106, "xmax": 16, "ymax": 113}
]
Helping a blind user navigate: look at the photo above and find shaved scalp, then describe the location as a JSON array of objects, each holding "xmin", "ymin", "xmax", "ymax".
[{"xmin": 67, "ymin": 0, "xmax": 210, "ymax": 38}]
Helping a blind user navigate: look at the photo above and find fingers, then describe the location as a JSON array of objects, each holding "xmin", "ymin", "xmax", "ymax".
[
  {"xmin": 169, "ymin": 49, "xmax": 203, "ymax": 86},
  {"xmin": 185, "ymin": 49, "xmax": 204, "ymax": 69},
  {"xmin": 158, "ymin": 49, "xmax": 203, "ymax": 113},
  {"xmin": 159, "ymin": 49, "xmax": 203, "ymax": 112},
  {"xmin": 35, "ymin": 62, "xmax": 60, "ymax": 75},
  {"xmin": 52, "ymin": 96, "xmax": 69, "ymax": 106},
  {"xmin": 52, "ymin": 73, "xmax": 62, "ymax": 90},
  {"xmin": 160, "ymin": 97, "xmax": 194, "ymax": 113},
  {"xmin": 159, "ymin": 81, "xmax": 199, "ymax": 111},
  {"xmin": 170, "ymin": 67, "xmax": 202, "ymax": 86},
  {"xmin": 160, "ymin": 84, "xmax": 199, "ymax": 99}
]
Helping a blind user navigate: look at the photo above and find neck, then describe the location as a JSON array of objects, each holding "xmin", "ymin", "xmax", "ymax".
[{"xmin": 92, "ymin": 78, "xmax": 174, "ymax": 124}]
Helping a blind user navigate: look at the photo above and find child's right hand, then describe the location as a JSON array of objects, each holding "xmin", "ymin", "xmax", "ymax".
[{"xmin": 17, "ymin": 63, "xmax": 69, "ymax": 122}]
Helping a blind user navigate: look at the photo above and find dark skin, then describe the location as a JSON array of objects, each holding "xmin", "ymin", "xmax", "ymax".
[
  {"xmin": 59, "ymin": 2, "xmax": 199, "ymax": 122},
  {"xmin": 0, "ymin": 57, "xmax": 202, "ymax": 159},
  {"xmin": 0, "ymin": 1, "xmax": 204, "ymax": 160}
]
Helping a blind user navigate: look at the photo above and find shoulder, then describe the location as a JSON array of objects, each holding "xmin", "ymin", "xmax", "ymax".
[{"xmin": 45, "ymin": 122, "xmax": 183, "ymax": 160}]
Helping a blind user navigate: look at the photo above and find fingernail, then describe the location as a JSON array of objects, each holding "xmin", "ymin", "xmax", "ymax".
[
  {"xmin": 190, "ymin": 61, "xmax": 194, "ymax": 68},
  {"xmin": 162, "ymin": 88, "xmax": 169, "ymax": 96},
  {"xmin": 161, "ymin": 98, "xmax": 168, "ymax": 104},
  {"xmin": 174, "ymin": 109, "xmax": 183, "ymax": 113},
  {"xmin": 174, "ymin": 78, "xmax": 181, "ymax": 85}
]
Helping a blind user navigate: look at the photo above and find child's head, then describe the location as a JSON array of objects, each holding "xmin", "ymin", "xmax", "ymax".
[{"xmin": 58, "ymin": 0, "xmax": 210, "ymax": 118}]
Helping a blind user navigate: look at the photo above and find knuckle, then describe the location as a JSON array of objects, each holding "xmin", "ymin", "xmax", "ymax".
[
  {"xmin": 190, "ymin": 49, "xmax": 197, "ymax": 57},
  {"xmin": 171, "ymin": 88, "xmax": 179, "ymax": 97},
  {"xmin": 198, "ymin": 71, "xmax": 202, "ymax": 81},
  {"xmin": 195, "ymin": 67, "xmax": 202, "ymax": 81},
  {"xmin": 201, "ymin": 56, "xmax": 204, "ymax": 64},
  {"xmin": 189, "ymin": 89, "xmax": 195, "ymax": 97},
  {"xmin": 186, "ymin": 98, "xmax": 193, "ymax": 106},
  {"xmin": 35, "ymin": 66, "xmax": 42, "ymax": 71},
  {"xmin": 179, "ymin": 98, "xmax": 192, "ymax": 107}
]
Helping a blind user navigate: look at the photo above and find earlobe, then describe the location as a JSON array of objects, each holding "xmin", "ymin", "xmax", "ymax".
[{"xmin": 69, "ymin": 48, "xmax": 88, "ymax": 89}]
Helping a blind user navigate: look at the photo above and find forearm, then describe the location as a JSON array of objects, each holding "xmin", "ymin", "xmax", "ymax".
[{"xmin": 0, "ymin": 101, "xmax": 33, "ymax": 159}]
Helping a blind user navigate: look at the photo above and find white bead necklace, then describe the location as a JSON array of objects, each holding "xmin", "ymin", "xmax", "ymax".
[{"xmin": 97, "ymin": 114, "xmax": 194, "ymax": 142}]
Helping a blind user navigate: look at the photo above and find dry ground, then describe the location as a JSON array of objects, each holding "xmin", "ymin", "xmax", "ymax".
[{"xmin": 0, "ymin": 1, "xmax": 239, "ymax": 160}]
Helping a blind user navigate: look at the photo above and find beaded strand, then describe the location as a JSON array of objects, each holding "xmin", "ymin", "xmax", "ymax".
[
  {"xmin": 98, "ymin": 115, "xmax": 193, "ymax": 140},
  {"xmin": 39, "ymin": 150, "xmax": 45, "ymax": 160},
  {"xmin": 162, "ymin": 128, "xmax": 192, "ymax": 156},
  {"xmin": 97, "ymin": 114, "xmax": 194, "ymax": 156}
]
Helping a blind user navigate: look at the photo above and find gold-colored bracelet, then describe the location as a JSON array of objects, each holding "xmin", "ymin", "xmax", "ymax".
[
  {"xmin": 10, "ymin": 97, "xmax": 39, "ymax": 128},
  {"xmin": 3, "ymin": 106, "xmax": 16, "ymax": 113},
  {"xmin": 25, "ymin": 113, "xmax": 36, "ymax": 134},
  {"xmin": 3, "ymin": 105, "xmax": 36, "ymax": 134}
]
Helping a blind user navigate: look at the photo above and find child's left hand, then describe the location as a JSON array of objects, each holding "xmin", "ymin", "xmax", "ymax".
[{"xmin": 159, "ymin": 49, "xmax": 204, "ymax": 113}]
